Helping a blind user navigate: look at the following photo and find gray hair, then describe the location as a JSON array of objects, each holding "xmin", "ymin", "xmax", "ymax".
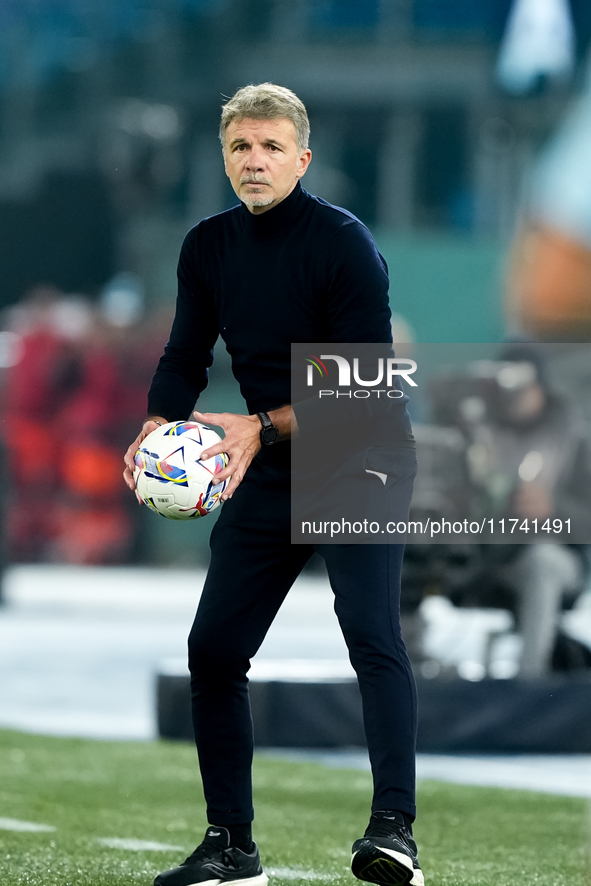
[{"xmin": 219, "ymin": 83, "xmax": 310, "ymax": 152}]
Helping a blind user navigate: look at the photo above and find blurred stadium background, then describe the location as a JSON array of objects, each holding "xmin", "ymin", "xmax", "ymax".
[
  {"xmin": 2, "ymin": 0, "xmax": 591, "ymax": 568},
  {"xmin": 1, "ymin": 0, "xmax": 591, "ymax": 759}
]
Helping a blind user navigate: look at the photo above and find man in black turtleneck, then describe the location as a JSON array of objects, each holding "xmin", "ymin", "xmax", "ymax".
[{"xmin": 124, "ymin": 83, "xmax": 423, "ymax": 886}]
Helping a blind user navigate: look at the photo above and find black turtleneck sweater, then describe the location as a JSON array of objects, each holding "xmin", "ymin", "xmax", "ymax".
[{"xmin": 147, "ymin": 181, "xmax": 411, "ymax": 441}]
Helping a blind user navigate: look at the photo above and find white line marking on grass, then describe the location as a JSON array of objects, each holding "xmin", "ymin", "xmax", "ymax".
[
  {"xmin": 97, "ymin": 837, "xmax": 184, "ymax": 852},
  {"xmin": 267, "ymin": 867, "xmax": 339, "ymax": 881},
  {"xmin": 0, "ymin": 818, "xmax": 56, "ymax": 832}
]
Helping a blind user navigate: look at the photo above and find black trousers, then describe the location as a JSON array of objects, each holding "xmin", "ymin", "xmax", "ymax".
[{"xmin": 188, "ymin": 451, "xmax": 417, "ymax": 825}]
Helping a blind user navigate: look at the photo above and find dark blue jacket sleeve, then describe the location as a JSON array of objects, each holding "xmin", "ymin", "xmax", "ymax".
[{"xmin": 147, "ymin": 226, "xmax": 219, "ymax": 421}]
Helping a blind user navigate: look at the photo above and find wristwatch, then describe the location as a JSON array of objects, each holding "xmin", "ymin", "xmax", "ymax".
[{"xmin": 257, "ymin": 411, "xmax": 280, "ymax": 446}]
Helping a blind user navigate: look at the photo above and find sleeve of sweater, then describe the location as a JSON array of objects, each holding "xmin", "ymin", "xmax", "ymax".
[
  {"xmin": 147, "ymin": 225, "xmax": 219, "ymax": 421},
  {"xmin": 322, "ymin": 218, "xmax": 392, "ymax": 343},
  {"xmin": 292, "ymin": 218, "xmax": 401, "ymax": 435}
]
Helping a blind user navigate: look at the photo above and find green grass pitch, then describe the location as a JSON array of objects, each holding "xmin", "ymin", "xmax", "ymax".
[{"xmin": 0, "ymin": 728, "xmax": 588, "ymax": 885}]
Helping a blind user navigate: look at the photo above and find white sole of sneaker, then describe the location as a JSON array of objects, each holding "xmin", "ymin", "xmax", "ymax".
[
  {"xmin": 352, "ymin": 846, "xmax": 424, "ymax": 886},
  {"xmin": 183, "ymin": 875, "xmax": 268, "ymax": 886},
  {"xmin": 377, "ymin": 848, "xmax": 424, "ymax": 885}
]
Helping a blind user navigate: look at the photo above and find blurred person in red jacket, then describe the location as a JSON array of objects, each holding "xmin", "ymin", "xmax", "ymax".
[
  {"xmin": 2, "ymin": 284, "xmax": 160, "ymax": 564},
  {"xmin": 2, "ymin": 287, "xmax": 82, "ymax": 561}
]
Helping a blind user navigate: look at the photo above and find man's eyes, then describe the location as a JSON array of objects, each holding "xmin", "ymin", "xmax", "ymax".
[{"xmin": 233, "ymin": 144, "xmax": 282, "ymax": 152}]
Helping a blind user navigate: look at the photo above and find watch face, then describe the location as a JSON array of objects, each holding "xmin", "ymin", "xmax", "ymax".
[{"xmin": 261, "ymin": 425, "xmax": 280, "ymax": 445}]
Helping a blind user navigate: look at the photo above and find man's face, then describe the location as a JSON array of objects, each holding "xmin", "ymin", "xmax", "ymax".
[{"xmin": 223, "ymin": 117, "xmax": 312, "ymax": 214}]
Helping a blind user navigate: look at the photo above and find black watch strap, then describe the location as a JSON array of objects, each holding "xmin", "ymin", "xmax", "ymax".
[{"xmin": 257, "ymin": 411, "xmax": 280, "ymax": 446}]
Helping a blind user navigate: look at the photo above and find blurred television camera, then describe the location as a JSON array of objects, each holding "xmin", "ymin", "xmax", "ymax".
[{"xmin": 403, "ymin": 345, "xmax": 591, "ymax": 677}]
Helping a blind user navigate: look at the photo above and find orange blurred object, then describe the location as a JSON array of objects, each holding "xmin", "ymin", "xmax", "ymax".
[
  {"xmin": 59, "ymin": 441, "xmax": 123, "ymax": 499},
  {"xmin": 508, "ymin": 224, "xmax": 591, "ymax": 340}
]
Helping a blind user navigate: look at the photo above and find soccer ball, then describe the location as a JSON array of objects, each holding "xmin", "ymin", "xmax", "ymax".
[{"xmin": 133, "ymin": 421, "xmax": 228, "ymax": 520}]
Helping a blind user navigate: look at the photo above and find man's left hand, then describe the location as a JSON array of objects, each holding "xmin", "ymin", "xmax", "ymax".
[{"xmin": 193, "ymin": 410, "xmax": 261, "ymax": 500}]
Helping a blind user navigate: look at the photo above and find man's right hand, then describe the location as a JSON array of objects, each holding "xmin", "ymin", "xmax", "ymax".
[{"xmin": 123, "ymin": 417, "xmax": 168, "ymax": 499}]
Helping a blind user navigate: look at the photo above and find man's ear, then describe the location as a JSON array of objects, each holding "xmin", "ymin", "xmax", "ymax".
[{"xmin": 296, "ymin": 149, "xmax": 312, "ymax": 179}]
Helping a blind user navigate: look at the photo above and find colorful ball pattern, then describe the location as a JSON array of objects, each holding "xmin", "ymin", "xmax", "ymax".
[{"xmin": 133, "ymin": 421, "xmax": 228, "ymax": 520}]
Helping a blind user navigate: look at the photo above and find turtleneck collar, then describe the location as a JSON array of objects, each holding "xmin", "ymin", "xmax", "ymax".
[{"xmin": 239, "ymin": 180, "xmax": 306, "ymax": 238}]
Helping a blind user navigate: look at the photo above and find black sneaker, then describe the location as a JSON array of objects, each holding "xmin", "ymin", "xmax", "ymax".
[
  {"xmin": 154, "ymin": 826, "xmax": 268, "ymax": 886},
  {"xmin": 351, "ymin": 811, "xmax": 424, "ymax": 886}
]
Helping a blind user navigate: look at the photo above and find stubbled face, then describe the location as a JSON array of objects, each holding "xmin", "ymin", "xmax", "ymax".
[{"xmin": 223, "ymin": 117, "xmax": 311, "ymax": 214}]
